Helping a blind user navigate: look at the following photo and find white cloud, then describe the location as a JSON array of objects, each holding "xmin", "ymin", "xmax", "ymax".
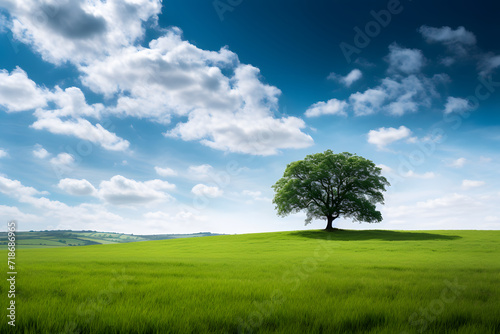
[
  {"xmin": 33, "ymin": 144, "xmax": 49, "ymax": 159},
  {"xmin": 305, "ymin": 99, "xmax": 347, "ymax": 117},
  {"xmin": 0, "ymin": 68, "xmax": 126, "ymax": 152},
  {"xmin": 376, "ymin": 164, "xmax": 393, "ymax": 175},
  {"xmin": 0, "ymin": 148, "xmax": 8, "ymax": 158},
  {"xmin": 348, "ymin": 70, "xmax": 445, "ymax": 117},
  {"xmin": 367, "ymin": 126, "xmax": 412, "ymax": 150},
  {"xmin": 419, "ymin": 26, "xmax": 476, "ymax": 45},
  {"xmin": 462, "ymin": 180, "xmax": 485, "ymax": 190},
  {"xmin": 449, "ymin": 157, "xmax": 466, "ymax": 168},
  {"xmin": 349, "ymin": 88, "xmax": 387, "ymax": 116},
  {"xmin": 32, "ymin": 117, "xmax": 129, "ymax": 151},
  {"xmin": 0, "ymin": 67, "xmax": 47, "ymax": 112},
  {"xmin": 188, "ymin": 164, "xmax": 213, "ymax": 177},
  {"xmin": 0, "ymin": 205, "xmax": 40, "ymax": 223},
  {"xmin": 3, "ymin": 0, "xmax": 162, "ymax": 65},
  {"xmin": 380, "ymin": 191, "xmax": 500, "ymax": 230},
  {"xmin": 0, "ymin": 175, "xmax": 45, "ymax": 199},
  {"xmin": 58, "ymin": 178, "xmax": 97, "ymax": 196},
  {"xmin": 0, "ymin": 68, "xmax": 127, "ymax": 152},
  {"xmin": 327, "ymin": 69, "xmax": 362, "ymax": 87},
  {"xmin": 39, "ymin": 86, "xmax": 104, "ymax": 119},
  {"xmin": 479, "ymin": 54, "xmax": 500, "ymax": 77},
  {"xmin": 50, "ymin": 153, "xmax": 74, "ymax": 167},
  {"xmin": 144, "ymin": 210, "xmax": 206, "ymax": 223},
  {"xmin": 242, "ymin": 190, "xmax": 262, "ymax": 198},
  {"xmin": 80, "ymin": 29, "xmax": 313, "ymax": 155},
  {"xmin": 381, "ymin": 75, "xmax": 431, "ymax": 116},
  {"xmin": 241, "ymin": 190, "xmax": 271, "ymax": 202},
  {"xmin": 416, "ymin": 193, "xmax": 471, "ymax": 210},
  {"xmin": 444, "ymin": 97, "xmax": 474, "ymax": 114},
  {"xmin": 403, "ymin": 171, "xmax": 436, "ymax": 179},
  {"xmin": 191, "ymin": 184, "xmax": 223, "ymax": 198},
  {"xmin": 98, "ymin": 175, "xmax": 175, "ymax": 205},
  {"xmin": 4, "ymin": 6, "xmax": 313, "ymax": 156},
  {"xmin": 419, "ymin": 26, "xmax": 476, "ymax": 64},
  {"xmin": 387, "ymin": 43, "xmax": 425, "ymax": 74},
  {"xmin": 155, "ymin": 166, "xmax": 178, "ymax": 177}
]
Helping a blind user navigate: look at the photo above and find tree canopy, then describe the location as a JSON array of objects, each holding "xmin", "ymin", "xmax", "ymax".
[{"xmin": 272, "ymin": 150, "xmax": 390, "ymax": 230}]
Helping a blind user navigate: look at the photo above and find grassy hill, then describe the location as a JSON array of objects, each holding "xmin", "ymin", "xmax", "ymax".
[
  {"xmin": 0, "ymin": 230, "xmax": 222, "ymax": 248},
  {"xmin": 1, "ymin": 229, "xmax": 499, "ymax": 333}
]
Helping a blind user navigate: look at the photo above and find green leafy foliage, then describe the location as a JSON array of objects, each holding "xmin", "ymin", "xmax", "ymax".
[{"xmin": 272, "ymin": 150, "xmax": 390, "ymax": 229}]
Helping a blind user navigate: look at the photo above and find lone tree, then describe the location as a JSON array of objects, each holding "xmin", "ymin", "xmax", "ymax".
[{"xmin": 272, "ymin": 150, "xmax": 389, "ymax": 230}]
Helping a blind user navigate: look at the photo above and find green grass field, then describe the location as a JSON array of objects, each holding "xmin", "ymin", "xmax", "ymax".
[{"xmin": 1, "ymin": 229, "xmax": 499, "ymax": 333}]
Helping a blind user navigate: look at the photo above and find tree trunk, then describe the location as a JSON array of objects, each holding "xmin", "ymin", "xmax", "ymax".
[{"xmin": 325, "ymin": 215, "xmax": 334, "ymax": 230}]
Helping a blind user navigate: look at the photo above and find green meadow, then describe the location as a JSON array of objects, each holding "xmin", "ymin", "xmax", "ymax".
[{"xmin": 1, "ymin": 229, "xmax": 499, "ymax": 333}]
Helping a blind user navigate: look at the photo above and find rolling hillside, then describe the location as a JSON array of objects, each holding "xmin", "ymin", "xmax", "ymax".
[{"xmin": 0, "ymin": 230, "xmax": 223, "ymax": 248}]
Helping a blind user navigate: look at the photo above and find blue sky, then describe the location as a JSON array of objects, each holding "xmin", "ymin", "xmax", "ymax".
[{"xmin": 0, "ymin": 0, "xmax": 499, "ymax": 234}]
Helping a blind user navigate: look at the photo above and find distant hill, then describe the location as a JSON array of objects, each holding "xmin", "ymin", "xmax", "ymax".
[{"xmin": 0, "ymin": 230, "xmax": 225, "ymax": 248}]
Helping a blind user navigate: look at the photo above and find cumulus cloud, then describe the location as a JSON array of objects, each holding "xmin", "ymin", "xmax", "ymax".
[
  {"xmin": 191, "ymin": 184, "xmax": 223, "ymax": 198},
  {"xmin": 3, "ymin": 0, "xmax": 162, "ymax": 65},
  {"xmin": 403, "ymin": 171, "xmax": 436, "ymax": 179},
  {"xmin": 305, "ymin": 99, "xmax": 347, "ymax": 117},
  {"xmin": 39, "ymin": 86, "xmax": 104, "ymax": 119},
  {"xmin": 448, "ymin": 157, "xmax": 466, "ymax": 168},
  {"xmin": 26, "ymin": 85, "xmax": 130, "ymax": 151},
  {"xmin": 0, "ymin": 69, "xmax": 129, "ymax": 152},
  {"xmin": 419, "ymin": 26, "xmax": 476, "ymax": 45},
  {"xmin": 3, "ymin": 4, "xmax": 313, "ymax": 156},
  {"xmin": 50, "ymin": 153, "xmax": 74, "ymax": 167},
  {"xmin": 367, "ymin": 126, "xmax": 412, "ymax": 150},
  {"xmin": 0, "ymin": 148, "xmax": 7, "ymax": 158},
  {"xmin": 348, "ymin": 71, "xmax": 445, "ymax": 116},
  {"xmin": 376, "ymin": 164, "xmax": 393, "ymax": 175},
  {"xmin": 58, "ymin": 178, "xmax": 97, "ymax": 196},
  {"xmin": 462, "ymin": 180, "xmax": 485, "ymax": 190},
  {"xmin": 419, "ymin": 26, "xmax": 477, "ymax": 65},
  {"xmin": 241, "ymin": 190, "xmax": 271, "ymax": 203},
  {"xmin": 479, "ymin": 54, "xmax": 500, "ymax": 77},
  {"xmin": 416, "ymin": 193, "xmax": 473, "ymax": 210},
  {"xmin": 343, "ymin": 43, "xmax": 449, "ymax": 117},
  {"xmin": 387, "ymin": 43, "xmax": 425, "ymax": 74},
  {"xmin": 0, "ymin": 67, "xmax": 47, "ymax": 112},
  {"xmin": 327, "ymin": 69, "xmax": 362, "ymax": 87},
  {"xmin": 98, "ymin": 175, "xmax": 175, "ymax": 205},
  {"xmin": 0, "ymin": 175, "xmax": 45, "ymax": 199},
  {"xmin": 155, "ymin": 166, "xmax": 177, "ymax": 177},
  {"xmin": 188, "ymin": 164, "xmax": 213, "ymax": 178},
  {"xmin": 33, "ymin": 144, "xmax": 49, "ymax": 159},
  {"xmin": 80, "ymin": 29, "xmax": 313, "ymax": 155},
  {"xmin": 444, "ymin": 97, "xmax": 474, "ymax": 114},
  {"xmin": 32, "ymin": 117, "xmax": 129, "ymax": 151},
  {"xmin": 349, "ymin": 88, "xmax": 387, "ymax": 116},
  {"xmin": 0, "ymin": 205, "xmax": 40, "ymax": 223}
]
